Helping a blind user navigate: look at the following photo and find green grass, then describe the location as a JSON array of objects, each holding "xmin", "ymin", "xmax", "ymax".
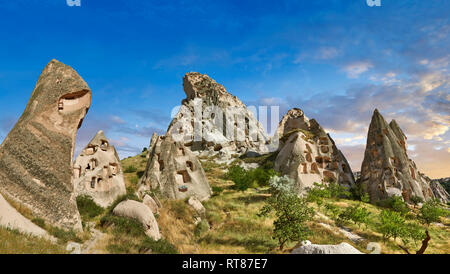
[
  {"xmin": 76, "ymin": 195, "xmax": 104, "ymax": 221},
  {"xmin": 0, "ymin": 227, "xmax": 66, "ymax": 254}
]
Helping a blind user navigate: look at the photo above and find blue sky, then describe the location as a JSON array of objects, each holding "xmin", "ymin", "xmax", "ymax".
[{"xmin": 0, "ymin": 0, "xmax": 448, "ymax": 178}]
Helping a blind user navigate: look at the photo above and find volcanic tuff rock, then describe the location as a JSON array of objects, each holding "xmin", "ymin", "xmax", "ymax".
[
  {"xmin": 138, "ymin": 134, "xmax": 212, "ymax": 201},
  {"xmin": 291, "ymin": 242, "xmax": 363, "ymax": 254},
  {"xmin": 274, "ymin": 108, "xmax": 355, "ymax": 193},
  {"xmin": 73, "ymin": 130, "xmax": 126, "ymax": 208},
  {"xmin": 167, "ymin": 72, "xmax": 270, "ymax": 158},
  {"xmin": 360, "ymin": 109, "xmax": 434, "ymax": 203},
  {"xmin": 429, "ymin": 181, "xmax": 450, "ymax": 204},
  {"xmin": 0, "ymin": 59, "xmax": 91, "ymax": 231},
  {"xmin": 113, "ymin": 200, "xmax": 161, "ymax": 240}
]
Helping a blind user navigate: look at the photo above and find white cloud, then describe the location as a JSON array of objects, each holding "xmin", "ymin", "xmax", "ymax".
[{"xmin": 341, "ymin": 61, "xmax": 373, "ymax": 78}]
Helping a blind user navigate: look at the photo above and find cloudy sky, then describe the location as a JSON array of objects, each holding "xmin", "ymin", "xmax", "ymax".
[{"xmin": 0, "ymin": 0, "xmax": 448, "ymax": 178}]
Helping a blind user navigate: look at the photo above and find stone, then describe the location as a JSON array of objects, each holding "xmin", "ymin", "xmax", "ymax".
[
  {"xmin": 429, "ymin": 180, "xmax": 450, "ymax": 204},
  {"xmin": 143, "ymin": 194, "xmax": 160, "ymax": 214},
  {"xmin": 188, "ymin": 196, "xmax": 206, "ymax": 216},
  {"xmin": 274, "ymin": 108, "xmax": 355, "ymax": 194},
  {"xmin": 112, "ymin": 200, "xmax": 161, "ymax": 240},
  {"xmin": 73, "ymin": 130, "xmax": 126, "ymax": 208},
  {"xmin": 167, "ymin": 72, "xmax": 270, "ymax": 158},
  {"xmin": 0, "ymin": 59, "xmax": 90, "ymax": 231},
  {"xmin": 138, "ymin": 134, "xmax": 212, "ymax": 201},
  {"xmin": 0, "ymin": 193, "xmax": 55, "ymax": 241},
  {"xmin": 292, "ymin": 242, "xmax": 363, "ymax": 254},
  {"xmin": 359, "ymin": 109, "xmax": 435, "ymax": 203}
]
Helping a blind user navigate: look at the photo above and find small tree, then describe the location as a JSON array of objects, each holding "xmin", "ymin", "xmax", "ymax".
[
  {"xmin": 324, "ymin": 203, "xmax": 341, "ymax": 221},
  {"xmin": 377, "ymin": 210, "xmax": 406, "ymax": 241},
  {"xmin": 259, "ymin": 176, "xmax": 315, "ymax": 250},
  {"xmin": 338, "ymin": 205, "xmax": 371, "ymax": 229},
  {"xmin": 306, "ymin": 182, "xmax": 329, "ymax": 210},
  {"xmin": 419, "ymin": 199, "xmax": 447, "ymax": 226},
  {"xmin": 361, "ymin": 192, "xmax": 370, "ymax": 203}
]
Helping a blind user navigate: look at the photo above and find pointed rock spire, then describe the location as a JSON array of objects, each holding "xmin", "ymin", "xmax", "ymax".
[
  {"xmin": 73, "ymin": 130, "xmax": 126, "ymax": 207},
  {"xmin": 360, "ymin": 109, "xmax": 434, "ymax": 203},
  {"xmin": 0, "ymin": 59, "xmax": 91, "ymax": 231}
]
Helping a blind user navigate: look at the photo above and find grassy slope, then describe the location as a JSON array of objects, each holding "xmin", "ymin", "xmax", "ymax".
[{"xmin": 0, "ymin": 227, "xmax": 66, "ymax": 254}]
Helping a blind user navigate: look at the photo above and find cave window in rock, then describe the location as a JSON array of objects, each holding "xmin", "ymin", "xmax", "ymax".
[
  {"xmin": 97, "ymin": 178, "xmax": 103, "ymax": 186},
  {"xmin": 100, "ymin": 140, "xmax": 109, "ymax": 150},
  {"xmin": 57, "ymin": 90, "xmax": 90, "ymax": 114},
  {"xmin": 178, "ymin": 147, "xmax": 185, "ymax": 156},
  {"xmin": 110, "ymin": 163, "xmax": 118, "ymax": 175},
  {"xmin": 301, "ymin": 163, "xmax": 307, "ymax": 174},
  {"xmin": 342, "ymin": 164, "xmax": 348, "ymax": 173},
  {"xmin": 315, "ymin": 156, "xmax": 323, "ymax": 164},
  {"xmin": 186, "ymin": 161, "xmax": 194, "ymax": 171},
  {"xmin": 85, "ymin": 145, "xmax": 97, "ymax": 155},
  {"xmin": 90, "ymin": 177, "xmax": 96, "ymax": 189},
  {"xmin": 73, "ymin": 167, "xmax": 81, "ymax": 179},
  {"xmin": 177, "ymin": 170, "xmax": 191, "ymax": 184},
  {"xmin": 158, "ymin": 160, "xmax": 165, "ymax": 171},
  {"xmin": 311, "ymin": 163, "xmax": 320, "ymax": 174},
  {"xmin": 89, "ymin": 158, "xmax": 98, "ymax": 170}
]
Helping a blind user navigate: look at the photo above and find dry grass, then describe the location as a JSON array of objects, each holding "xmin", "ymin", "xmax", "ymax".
[{"xmin": 0, "ymin": 227, "xmax": 66, "ymax": 254}]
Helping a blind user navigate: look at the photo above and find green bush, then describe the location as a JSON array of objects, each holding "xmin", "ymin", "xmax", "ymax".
[
  {"xmin": 377, "ymin": 196, "xmax": 409, "ymax": 216},
  {"xmin": 377, "ymin": 210, "xmax": 406, "ymax": 241},
  {"xmin": 419, "ymin": 199, "xmax": 448, "ymax": 225},
  {"xmin": 361, "ymin": 193, "xmax": 371, "ymax": 203},
  {"xmin": 225, "ymin": 165, "xmax": 278, "ymax": 191},
  {"xmin": 76, "ymin": 195, "xmax": 104, "ymax": 220},
  {"xmin": 100, "ymin": 215, "xmax": 146, "ymax": 237},
  {"xmin": 48, "ymin": 226, "xmax": 82, "ymax": 244},
  {"xmin": 338, "ymin": 205, "xmax": 371, "ymax": 228},
  {"xmin": 212, "ymin": 186, "xmax": 224, "ymax": 196},
  {"xmin": 124, "ymin": 165, "xmax": 137, "ymax": 173},
  {"xmin": 259, "ymin": 176, "xmax": 315, "ymax": 250},
  {"xmin": 194, "ymin": 220, "xmax": 210, "ymax": 237},
  {"xmin": 324, "ymin": 203, "xmax": 341, "ymax": 220},
  {"xmin": 410, "ymin": 196, "xmax": 424, "ymax": 208},
  {"xmin": 31, "ymin": 218, "xmax": 46, "ymax": 229}
]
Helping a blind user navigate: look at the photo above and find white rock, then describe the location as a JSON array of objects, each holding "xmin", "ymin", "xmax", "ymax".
[
  {"xmin": 292, "ymin": 242, "xmax": 363, "ymax": 254},
  {"xmin": 143, "ymin": 194, "xmax": 160, "ymax": 214},
  {"xmin": 188, "ymin": 196, "xmax": 206, "ymax": 216},
  {"xmin": 113, "ymin": 200, "xmax": 161, "ymax": 240}
]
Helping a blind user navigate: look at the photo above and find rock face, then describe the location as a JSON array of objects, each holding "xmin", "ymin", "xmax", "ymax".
[
  {"xmin": 112, "ymin": 200, "xmax": 161, "ymax": 240},
  {"xmin": 360, "ymin": 109, "xmax": 434, "ymax": 203},
  {"xmin": 0, "ymin": 60, "xmax": 90, "ymax": 231},
  {"xmin": 138, "ymin": 134, "xmax": 212, "ymax": 201},
  {"xmin": 429, "ymin": 181, "xmax": 450, "ymax": 204},
  {"xmin": 292, "ymin": 242, "xmax": 363, "ymax": 254},
  {"xmin": 274, "ymin": 108, "xmax": 355, "ymax": 193},
  {"xmin": 167, "ymin": 72, "xmax": 270, "ymax": 158},
  {"xmin": 73, "ymin": 130, "xmax": 126, "ymax": 208}
]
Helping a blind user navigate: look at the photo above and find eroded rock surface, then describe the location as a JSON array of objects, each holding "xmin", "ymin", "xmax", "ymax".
[
  {"xmin": 0, "ymin": 59, "xmax": 90, "ymax": 231},
  {"xmin": 274, "ymin": 108, "xmax": 355, "ymax": 193},
  {"xmin": 167, "ymin": 72, "xmax": 270, "ymax": 158},
  {"xmin": 292, "ymin": 242, "xmax": 363, "ymax": 254},
  {"xmin": 138, "ymin": 134, "xmax": 212, "ymax": 201},
  {"xmin": 113, "ymin": 200, "xmax": 161, "ymax": 240},
  {"xmin": 359, "ymin": 109, "xmax": 434, "ymax": 203},
  {"xmin": 429, "ymin": 180, "xmax": 450, "ymax": 204},
  {"xmin": 73, "ymin": 130, "xmax": 126, "ymax": 208}
]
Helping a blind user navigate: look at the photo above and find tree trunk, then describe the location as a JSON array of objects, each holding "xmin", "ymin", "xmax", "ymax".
[{"xmin": 416, "ymin": 230, "xmax": 430, "ymax": 255}]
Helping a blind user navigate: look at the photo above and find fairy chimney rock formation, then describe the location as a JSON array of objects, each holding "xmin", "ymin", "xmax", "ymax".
[
  {"xmin": 0, "ymin": 59, "xmax": 91, "ymax": 231},
  {"xmin": 138, "ymin": 134, "xmax": 212, "ymax": 201},
  {"xmin": 167, "ymin": 72, "xmax": 270, "ymax": 158},
  {"xmin": 73, "ymin": 130, "xmax": 126, "ymax": 207},
  {"xmin": 274, "ymin": 108, "xmax": 355, "ymax": 193},
  {"xmin": 360, "ymin": 109, "xmax": 434, "ymax": 203}
]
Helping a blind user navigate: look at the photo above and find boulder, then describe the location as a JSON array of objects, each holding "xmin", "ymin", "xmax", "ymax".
[
  {"xmin": 359, "ymin": 109, "xmax": 434, "ymax": 203},
  {"xmin": 73, "ymin": 130, "xmax": 126, "ymax": 207},
  {"xmin": 166, "ymin": 72, "xmax": 270, "ymax": 158},
  {"xmin": 138, "ymin": 134, "xmax": 212, "ymax": 201},
  {"xmin": 188, "ymin": 196, "xmax": 206, "ymax": 216},
  {"xmin": 274, "ymin": 108, "xmax": 355, "ymax": 194},
  {"xmin": 112, "ymin": 200, "xmax": 161, "ymax": 240},
  {"xmin": 292, "ymin": 242, "xmax": 363, "ymax": 254},
  {"xmin": 143, "ymin": 194, "xmax": 160, "ymax": 214},
  {"xmin": 0, "ymin": 59, "xmax": 90, "ymax": 231}
]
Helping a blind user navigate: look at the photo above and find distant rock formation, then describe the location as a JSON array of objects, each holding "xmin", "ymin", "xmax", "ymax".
[
  {"xmin": 274, "ymin": 108, "xmax": 355, "ymax": 193},
  {"xmin": 167, "ymin": 72, "xmax": 270, "ymax": 159},
  {"xmin": 359, "ymin": 109, "xmax": 434, "ymax": 203},
  {"xmin": 429, "ymin": 180, "xmax": 450, "ymax": 204},
  {"xmin": 0, "ymin": 60, "xmax": 90, "ymax": 231},
  {"xmin": 138, "ymin": 134, "xmax": 212, "ymax": 201},
  {"xmin": 73, "ymin": 130, "xmax": 126, "ymax": 208}
]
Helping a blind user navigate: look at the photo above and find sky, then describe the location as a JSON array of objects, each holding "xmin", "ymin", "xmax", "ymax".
[{"xmin": 0, "ymin": 0, "xmax": 448, "ymax": 178}]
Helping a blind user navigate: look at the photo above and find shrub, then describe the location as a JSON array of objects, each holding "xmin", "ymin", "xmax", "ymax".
[
  {"xmin": 376, "ymin": 210, "xmax": 406, "ymax": 241},
  {"xmin": 338, "ymin": 205, "xmax": 371, "ymax": 228},
  {"xmin": 31, "ymin": 218, "xmax": 46, "ymax": 229},
  {"xmin": 361, "ymin": 193, "xmax": 371, "ymax": 203},
  {"xmin": 419, "ymin": 199, "xmax": 448, "ymax": 226},
  {"xmin": 211, "ymin": 186, "xmax": 224, "ymax": 196},
  {"xmin": 124, "ymin": 165, "xmax": 137, "ymax": 173},
  {"xmin": 378, "ymin": 196, "xmax": 409, "ymax": 216},
  {"xmin": 100, "ymin": 215, "xmax": 146, "ymax": 237},
  {"xmin": 76, "ymin": 195, "xmax": 104, "ymax": 220},
  {"xmin": 259, "ymin": 176, "xmax": 315, "ymax": 250},
  {"xmin": 48, "ymin": 227, "xmax": 82, "ymax": 244},
  {"xmin": 225, "ymin": 165, "xmax": 278, "ymax": 191},
  {"xmin": 410, "ymin": 196, "xmax": 424, "ymax": 208},
  {"xmin": 324, "ymin": 203, "xmax": 341, "ymax": 220},
  {"xmin": 194, "ymin": 220, "xmax": 210, "ymax": 237}
]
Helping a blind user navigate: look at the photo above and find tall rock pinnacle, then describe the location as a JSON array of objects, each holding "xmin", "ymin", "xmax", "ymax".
[
  {"xmin": 359, "ymin": 109, "xmax": 434, "ymax": 203},
  {"xmin": 0, "ymin": 59, "xmax": 91, "ymax": 231}
]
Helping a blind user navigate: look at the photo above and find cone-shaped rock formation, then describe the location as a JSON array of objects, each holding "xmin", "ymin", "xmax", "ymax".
[
  {"xmin": 73, "ymin": 130, "xmax": 126, "ymax": 207},
  {"xmin": 0, "ymin": 60, "xmax": 91, "ymax": 230}
]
